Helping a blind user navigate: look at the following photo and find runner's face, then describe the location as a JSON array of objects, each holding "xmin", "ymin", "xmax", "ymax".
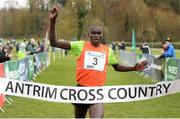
[{"xmin": 89, "ymin": 28, "xmax": 103, "ymax": 47}]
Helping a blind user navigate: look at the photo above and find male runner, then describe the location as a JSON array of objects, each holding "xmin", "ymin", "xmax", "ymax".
[{"xmin": 49, "ymin": 4, "xmax": 148, "ymax": 118}]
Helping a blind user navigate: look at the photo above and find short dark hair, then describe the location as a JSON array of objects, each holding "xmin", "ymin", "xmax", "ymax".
[
  {"xmin": 162, "ymin": 41, "xmax": 166, "ymax": 44},
  {"xmin": 88, "ymin": 25, "xmax": 103, "ymax": 34}
]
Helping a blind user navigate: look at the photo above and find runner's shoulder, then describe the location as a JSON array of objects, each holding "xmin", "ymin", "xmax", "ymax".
[
  {"xmin": 108, "ymin": 47, "xmax": 114, "ymax": 54},
  {"xmin": 69, "ymin": 40, "xmax": 85, "ymax": 55}
]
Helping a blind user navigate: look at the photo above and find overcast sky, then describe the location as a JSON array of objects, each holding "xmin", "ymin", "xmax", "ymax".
[{"xmin": 0, "ymin": 0, "xmax": 28, "ymax": 9}]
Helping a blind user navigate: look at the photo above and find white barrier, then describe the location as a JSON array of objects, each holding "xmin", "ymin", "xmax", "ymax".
[{"xmin": 0, "ymin": 78, "xmax": 180, "ymax": 104}]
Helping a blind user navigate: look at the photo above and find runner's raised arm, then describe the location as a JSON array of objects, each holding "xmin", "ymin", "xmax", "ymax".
[{"xmin": 49, "ymin": 4, "xmax": 71, "ymax": 50}]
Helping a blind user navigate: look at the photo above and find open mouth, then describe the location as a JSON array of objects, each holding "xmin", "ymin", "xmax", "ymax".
[{"xmin": 92, "ymin": 38, "xmax": 99, "ymax": 41}]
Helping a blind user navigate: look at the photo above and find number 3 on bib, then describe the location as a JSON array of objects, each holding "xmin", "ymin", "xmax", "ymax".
[
  {"xmin": 93, "ymin": 57, "xmax": 98, "ymax": 65},
  {"xmin": 84, "ymin": 51, "xmax": 106, "ymax": 71}
]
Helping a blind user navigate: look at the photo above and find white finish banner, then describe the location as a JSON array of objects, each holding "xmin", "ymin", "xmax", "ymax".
[{"xmin": 0, "ymin": 78, "xmax": 180, "ymax": 104}]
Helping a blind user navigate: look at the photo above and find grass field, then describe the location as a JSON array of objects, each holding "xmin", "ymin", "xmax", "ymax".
[{"xmin": 1, "ymin": 49, "xmax": 180, "ymax": 118}]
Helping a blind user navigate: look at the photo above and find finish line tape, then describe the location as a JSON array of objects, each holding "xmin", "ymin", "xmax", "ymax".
[{"xmin": 0, "ymin": 78, "xmax": 180, "ymax": 104}]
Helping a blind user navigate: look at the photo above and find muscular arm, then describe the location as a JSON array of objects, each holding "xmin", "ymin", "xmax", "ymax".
[
  {"xmin": 112, "ymin": 60, "xmax": 148, "ymax": 72},
  {"xmin": 49, "ymin": 4, "xmax": 71, "ymax": 50},
  {"xmin": 49, "ymin": 20, "xmax": 71, "ymax": 50},
  {"xmin": 112, "ymin": 64, "xmax": 134, "ymax": 72}
]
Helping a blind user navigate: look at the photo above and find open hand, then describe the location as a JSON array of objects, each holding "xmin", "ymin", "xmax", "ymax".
[{"xmin": 134, "ymin": 60, "xmax": 148, "ymax": 71}]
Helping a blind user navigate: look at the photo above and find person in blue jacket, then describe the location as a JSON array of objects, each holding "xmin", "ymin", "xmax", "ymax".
[{"xmin": 159, "ymin": 37, "xmax": 176, "ymax": 59}]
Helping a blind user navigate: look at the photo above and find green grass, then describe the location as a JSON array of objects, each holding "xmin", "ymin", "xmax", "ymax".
[{"xmin": 1, "ymin": 50, "xmax": 180, "ymax": 118}]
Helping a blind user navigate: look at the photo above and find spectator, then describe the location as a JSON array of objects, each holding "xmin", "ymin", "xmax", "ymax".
[
  {"xmin": 37, "ymin": 40, "xmax": 45, "ymax": 53},
  {"xmin": 26, "ymin": 38, "xmax": 37, "ymax": 55},
  {"xmin": 112, "ymin": 42, "xmax": 116, "ymax": 51},
  {"xmin": 159, "ymin": 37, "xmax": 176, "ymax": 59},
  {"xmin": 17, "ymin": 43, "xmax": 26, "ymax": 60},
  {"xmin": 140, "ymin": 41, "xmax": 151, "ymax": 55},
  {"xmin": 119, "ymin": 40, "xmax": 126, "ymax": 50},
  {"xmin": 37, "ymin": 41, "xmax": 41, "ymax": 53},
  {"xmin": 0, "ymin": 44, "xmax": 4, "ymax": 61},
  {"xmin": 0, "ymin": 45, "xmax": 11, "ymax": 63},
  {"xmin": 21, "ymin": 40, "xmax": 26, "ymax": 51},
  {"xmin": 16, "ymin": 42, "xmax": 20, "ymax": 53},
  {"xmin": 10, "ymin": 38, "xmax": 16, "ymax": 45}
]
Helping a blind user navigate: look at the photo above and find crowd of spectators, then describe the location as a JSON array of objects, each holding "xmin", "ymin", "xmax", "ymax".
[{"xmin": 0, "ymin": 38, "xmax": 46, "ymax": 63}]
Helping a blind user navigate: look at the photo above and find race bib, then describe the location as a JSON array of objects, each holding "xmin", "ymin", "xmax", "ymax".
[{"xmin": 84, "ymin": 51, "xmax": 106, "ymax": 71}]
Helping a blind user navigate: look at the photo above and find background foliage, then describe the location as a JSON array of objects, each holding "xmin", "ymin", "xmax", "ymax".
[{"xmin": 0, "ymin": 0, "xmax": 180, "ymax": 42}]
